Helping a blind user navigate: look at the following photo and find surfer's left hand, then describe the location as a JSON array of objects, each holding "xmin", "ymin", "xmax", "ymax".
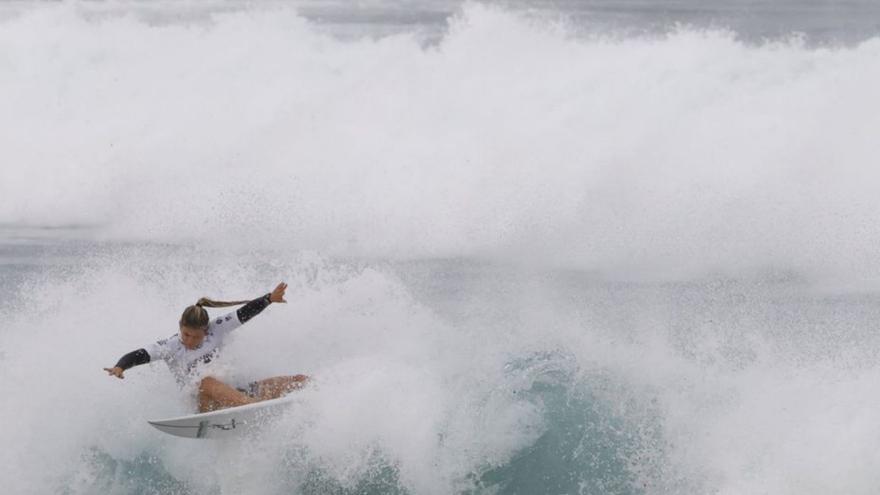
[{"xmin": 270, "ymin": 282, "xmax": 288, "ymax": 303}]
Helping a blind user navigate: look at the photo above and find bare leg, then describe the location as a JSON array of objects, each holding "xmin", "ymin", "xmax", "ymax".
[
  {"xmin": 198, "ymin": 376, "xmax": 256, "ymax": 413},
  {"xmin": 252, "ymin": 374, "xmax": 310, "ymax": 401}
]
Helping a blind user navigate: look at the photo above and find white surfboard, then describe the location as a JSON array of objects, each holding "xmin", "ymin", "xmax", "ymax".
[{"xmin": 148, "ymin": 396, "xmax": 295, "ymax": 439}]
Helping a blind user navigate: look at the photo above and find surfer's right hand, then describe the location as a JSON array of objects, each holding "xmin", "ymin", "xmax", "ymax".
[{"xmin": 104, "ymin": 367, "xmax": 125, "ymax": 379}]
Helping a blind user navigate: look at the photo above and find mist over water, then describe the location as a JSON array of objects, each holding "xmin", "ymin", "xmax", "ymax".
[
  {"xmin": 3, "ymin": 1, "xmax": 880, "ymax": 281},
  {"xmin": 3, "ymin": 2, "xmax": 880, "ymax": 494}
]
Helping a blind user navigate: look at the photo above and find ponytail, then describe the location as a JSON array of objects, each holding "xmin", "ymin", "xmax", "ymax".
[
  {"xmin": 195, "ymin": 297, "xmax": 250, "ymax": 308},
  {"xmin": 180, "ymin": 297, "xmax": 250, "ymax": 329}
]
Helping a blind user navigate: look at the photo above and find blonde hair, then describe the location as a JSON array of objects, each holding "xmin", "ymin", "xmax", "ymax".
[{"xmin": 179, "ymin": 297, "xmax": 250, "ymax": 329}]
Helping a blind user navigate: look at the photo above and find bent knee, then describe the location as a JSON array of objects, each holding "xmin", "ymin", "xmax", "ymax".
[{"xmin": 199, "ymin": 376, "xmax": 222, "ymax": 389}]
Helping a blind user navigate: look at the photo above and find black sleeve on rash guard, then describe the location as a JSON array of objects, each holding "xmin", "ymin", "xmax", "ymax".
[
  {"xmin": 237, "ymin": 293, "xmax": 272, "ymax": 324},
  {"xmin": 115, "ymin": 348, "xmax": 151, "ymax": 370}
]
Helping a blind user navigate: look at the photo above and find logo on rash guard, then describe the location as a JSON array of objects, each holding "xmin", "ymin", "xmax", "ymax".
[
  {"xmin": 186, "ymin": 350, "xmax": 218, "ymax": 372},
  {"xmin": 216, "ymin": 318, "xmax": 223, "ymax": 325},
  {"xmin": 225, "ymin": 315, "xmax": 232, "ymax": 321}
]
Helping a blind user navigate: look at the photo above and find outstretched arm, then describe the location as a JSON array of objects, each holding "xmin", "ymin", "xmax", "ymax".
[
  {"xmin": 104, "ymin": 348, "xmax": 151, "ymax": 379},
  {"xmin": 237, "ymin": 282, "xmax": 287, "ymax": 324}
]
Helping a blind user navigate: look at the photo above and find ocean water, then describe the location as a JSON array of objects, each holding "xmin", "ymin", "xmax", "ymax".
[{"xmin": 2, "ymin": 1, "xmax": 880, "ymax": 494}]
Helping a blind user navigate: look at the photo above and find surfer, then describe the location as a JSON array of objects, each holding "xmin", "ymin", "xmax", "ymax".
[{"xmin": 104, "ymin": 282, "xmax": 308, "ymax": 412}]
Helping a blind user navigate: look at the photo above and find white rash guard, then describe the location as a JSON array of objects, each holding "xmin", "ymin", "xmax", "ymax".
[
  {"xmin": 145, "ymin": 310, "xmax": 243, "ymax": 381},
  {"xmin": 113, "ymin": 294, "xmax": 272, "ymax": 382}
]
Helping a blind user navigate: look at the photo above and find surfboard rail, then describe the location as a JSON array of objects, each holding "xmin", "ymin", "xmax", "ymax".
[{"xmin": 147, "ymin": 396, "xmax": 294, "ymax": 439}]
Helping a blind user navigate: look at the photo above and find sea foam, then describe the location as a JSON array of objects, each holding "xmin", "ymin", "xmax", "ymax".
[{"xmin": 2, "ymin": 3, "xmax": 879, "ymax": 282}]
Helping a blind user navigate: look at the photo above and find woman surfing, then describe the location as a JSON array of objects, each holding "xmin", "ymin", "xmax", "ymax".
[{"xmin": 104, "ymin": 282, "xmax": 308, "ymax": 412}]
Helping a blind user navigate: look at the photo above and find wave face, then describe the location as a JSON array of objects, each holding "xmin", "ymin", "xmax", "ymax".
[
  {"xmin": 3, "ymin": 3, "xmax": 880, "ymax": 495},
  {"xmin": 5, "ymin": 244, "xmax": 880, "ymax": 495}
]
